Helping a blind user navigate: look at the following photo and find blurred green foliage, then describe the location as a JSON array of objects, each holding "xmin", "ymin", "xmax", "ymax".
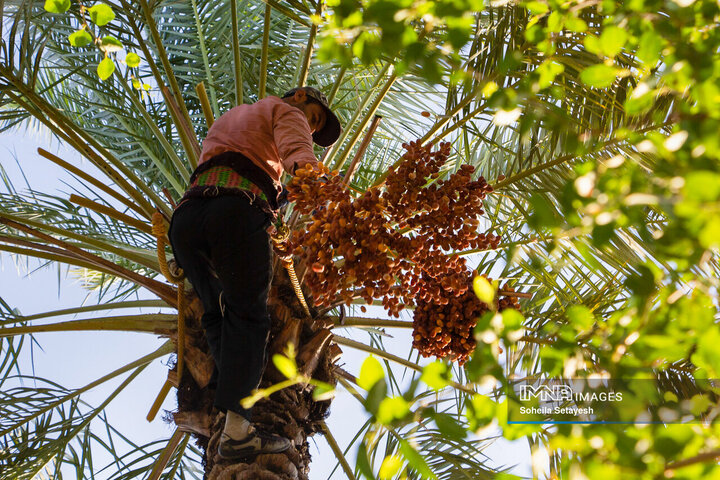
[{"xmin": 332, "ymin": 0, "xmax": 720, "ymax": 478}]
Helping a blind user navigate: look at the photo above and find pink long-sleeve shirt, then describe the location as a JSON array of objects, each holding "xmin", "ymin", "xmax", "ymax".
[{"xmin": 199, "ymin": 96, "xmax": 318, "ymax": 185}]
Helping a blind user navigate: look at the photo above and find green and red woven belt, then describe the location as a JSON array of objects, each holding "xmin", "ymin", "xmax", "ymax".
[{"xmin": 189, "ymin": 165, "xmax": 270, "ymax": 204}]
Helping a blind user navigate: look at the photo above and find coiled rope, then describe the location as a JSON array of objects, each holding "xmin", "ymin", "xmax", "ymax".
[
  {"xmin": 270, "ymin": 219, "xmax": 312, "ymax": 318},
  {"xmin": 151, "ymin": 211, "xmax": 186, "ymax": 389}
]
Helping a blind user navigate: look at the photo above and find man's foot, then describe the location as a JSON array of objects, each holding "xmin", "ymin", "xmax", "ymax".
[{"xmin": 217, "ymin": 426, "xmax": 291, "ymax": 460}]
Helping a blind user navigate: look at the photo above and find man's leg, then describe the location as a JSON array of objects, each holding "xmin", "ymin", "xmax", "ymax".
[
  {"xmin": 203, "ymin": 196, "xmax": 273, "ymax": 418},
  {"xmin": 202, "ymin": 196, "xmax": 290, "ymax": 458},
  {"xmin": 169, "ymin": 200, "xmax": 224, "ymax": 376}
]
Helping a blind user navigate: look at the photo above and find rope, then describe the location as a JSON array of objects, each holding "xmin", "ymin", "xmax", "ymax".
[
  {"xmin": 270, "ymin": 219, "xmax": 312, "ymax": 318},
  {"xmin": 152, "ymin": 212, "xmax": 185, "ymax": 283},
  {"xmin": 151, "ymin": 212, "xmax": 186, "ymax": 383}
]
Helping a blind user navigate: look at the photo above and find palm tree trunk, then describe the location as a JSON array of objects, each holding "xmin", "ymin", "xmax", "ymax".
[{"xmin": 175, "ymin": 264, "xmax": 338, "ymax": 480}]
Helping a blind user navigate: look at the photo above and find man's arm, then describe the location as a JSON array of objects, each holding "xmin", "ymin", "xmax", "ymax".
[{"xmin": 273, "ymin": 106, "xmax": 318, "ymax": 175}]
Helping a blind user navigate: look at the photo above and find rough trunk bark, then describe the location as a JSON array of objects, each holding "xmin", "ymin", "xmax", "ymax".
[{"xmin": 171, "ymin": 265, "xmax": 339, "ymax": 480}]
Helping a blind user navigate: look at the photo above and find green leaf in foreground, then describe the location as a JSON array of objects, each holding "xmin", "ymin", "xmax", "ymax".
[
  {"xmin": 272, "ymin": 353, "xmax": 297, "ymax": 378},
  {"xmin": 379, "ymin": 455, "xmax": 404, "ymax": 479},
  {"xmin": 358, "ymin": 355, "xmax": 384, "ymax": 390},
  {"xmin": 525, "ymin": 1, "xmax": 549, "ymax": 15},
  {"xmin": 125, "ymin": 52, "xmax": 141, "ymax": 68},
  {"xmin": 376, "ymin": 396, "xmax": 410, "ymax": 425},
  {"xmin": 472, "ymin": 275, "xmax": 495, "ymax": 306},
  {"xmin": 97, "ymin": 57, "xmax": 115, "ymax": 81},
  {"xmin": 68, "ymin": 29, "xmax": 92, "ymax": 47},
  {"xmin": 420, "ymin": 361, "xmax": 450, "ymax": 390},
  {"xmin": 536, "ymin": 60, "xmax": 564, "ymax": 89},
  {"xmin": 599, "ymin": 26, "xmax": 627, "ymax": 57},
  {"xmin": 580, "ymin": 64, "xmax": 619, "ymax": 88},
  {"xmin": 89, "ymin": 3, "xmax": 115, "ymax": 26},
  {"xmin": 637, "ymin": 30, "xmax": 664, "ymax": 67},
  {"xmin": 311, "ymin": 381, "xmax": 335, "ymax": 401},
  {"xmin": 99, "ymin": 35, "xmax": 123, "ymax": 53},
  {"xmin": 566, "ymin": 305, "xmax": 595, "ymax": 332},
  {"xmin": 44, "ymin": 0, "xmax": 70, "ymax": 13},
  {"xmin": 357, "ymin": 442, "xmax": 376, "ymax": 480},
  {"xmin": 431, "ymin": 412, "xmax": 467, "ymax": 441}
]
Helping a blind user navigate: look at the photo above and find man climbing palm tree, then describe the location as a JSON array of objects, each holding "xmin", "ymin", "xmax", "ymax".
[{"xmin": 168, "ymin": 86, "xmax": 341, "ymax": 460}]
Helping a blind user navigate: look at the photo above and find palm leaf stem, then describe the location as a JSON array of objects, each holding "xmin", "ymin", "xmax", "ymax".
[
  {"xmin": 665, "ymin": 449, "xmax": 720, "ymax": 472},
  {"xmin": 262, "ymin": 0, "xmax": 311, "ymax": 27},
  {"xmin": 189, "ymin": 0, "xmax": 219, "ymax": 117},
  {"xmin": 1, "ymin": 82, "xmax": 166, "ymax": 219},
  {"xmin": 163, "ymin": 432, "xmax": 190, "ymax": 479},
  {"xmin": 86, "ymin": 55, "xmax": 187, "ymax": 192},
  {"xmin": 68, "ymin": 194, "xmax": 153, "ymax": 236},
  {"xmin": 118, "ymin": 3, "xmax": 201, "ymax": 172},
  {"xmin": 285, "ymin": 0, "xmax": 312, "ymax": 15},
  {"xmin": 331, "ymin": 317, "xmax": 413, "ymax": 329},
  {"xmin": 0, "ymin": 341, "xmax": 173, "ymax": 437},
  {"xmin": 335, "ymin": 374, "xmax": 363, "ymax": 400},
  {"xmin": 136, "ymin": 0, "xmax": 197, "ymax": 160},
  {"xmin": 331, "ymin": 70, "xmax": 398, "ymax": 172},
  {"xmin": 297, "ymin": 2, "xmax": 322, "ymax": 87},
  {"xmin": 147, "ymin": 428, "xmax": 187, "ymax": 480},
  {"xmin": 0, "ymin": 216, "xmax": 176, "ymax": 305},
  {"xmin": 114, "ymin": 76, "xmax": 191, "ymax": 186},
  {"xmin": 343, "ymin": 114, "xmax": 382, "ymax": 186},
  {"xmin": 428, "ymin": 100, "xmax": 490, "ymax": 146},
  {"xmin": 0, "ymin": 314, "xmax": 177, "ymax": 337},
  {"xmin": 230, "ymin": 0, "xmax": 243, "ymax": 106},
  {"xmin": 195, "ymin": 82, "xmax": 215, "ymax": 128},
  {"xmin": 0, "ymin": 221, "xmax": 158, "ymax": 274},
  {"xmin": 457, "ymin": 228, "xmax": 585, "ymax": 257},
  {"xmin": 320, "ymin": 421, "xmax": 358, "ymax": 480},
  {"xmin": 259, "ymin": 4, "xmax": 271, "ymax": 99},
  {"xmin": 36, "ymin": 148, "xmax": 147, "ymax": 220},
  {"xmin": 0, "ymin": 233, "xmax": 118, "ymax": 270},
  {"xmin": 161, "ymin": 86, "xmax": 202, "ymax": 168},
  {"xmin": 327, "ymin": 65, "xmax": 347, "ymax": 106},
  {"xmin": 14, "ymin": 300, "xmax": 169, "ymax": 322},
  {"xmin": 333, "ymin": 334, "xmax": 423, "ymax": 372},
  {"xmin": 325, "ymin": 62, "xmax": 392, "ymax": 168},
  {"xmin": 0, "ymin": 242, "xmax": 106, "ymax": 273},
  {"xmin": 55, "ymin": 363, "xmax": 150, "ymax": 470},
  {"xmin": 372, "ymin": 82, "xmax": 488, "ymax": 187},
  {"xmin": 492, "ymin": 152, "xmax": 576, "ymax": 191}
]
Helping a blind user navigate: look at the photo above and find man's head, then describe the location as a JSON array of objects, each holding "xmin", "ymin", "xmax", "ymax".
[{"xmin": 281, "ymin": 87, "xmax": 341, "ymax": 147}]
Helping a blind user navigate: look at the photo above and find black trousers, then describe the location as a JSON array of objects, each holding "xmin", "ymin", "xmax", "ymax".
[{"xmin": 169, "ymin": 195, "xmax": 273, "ymax": 419}]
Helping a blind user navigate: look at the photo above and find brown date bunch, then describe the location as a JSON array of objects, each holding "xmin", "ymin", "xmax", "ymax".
[
  {"xmin": 412, "ymin": 278, "xmax": 523, "ymax": 364},
  {"xmin": 412, "ymin": 276, "xmax": 489, "ymax": 364},
  {"xmin": 287, "ymin": 142, "xmax": 511, "ymax": 362}
]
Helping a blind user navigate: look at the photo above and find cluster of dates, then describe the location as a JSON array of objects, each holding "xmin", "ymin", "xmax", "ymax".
[
  {"xmin": 287, "ymin": 141, "xmax": 518, "ymax": 362},
  {"xmin": 413, "ymin": 279, "xmax": 521, "ymax": 363}
]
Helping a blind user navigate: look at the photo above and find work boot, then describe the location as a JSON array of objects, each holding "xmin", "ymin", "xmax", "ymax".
[{"xmin": 218, "ymin": 425, "xmax": 291, "ymax": 459}]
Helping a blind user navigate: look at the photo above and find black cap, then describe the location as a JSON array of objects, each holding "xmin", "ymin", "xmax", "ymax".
[{"xmin": 282, "ymin": 87, "xmax": 342, "ymax": 147}]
